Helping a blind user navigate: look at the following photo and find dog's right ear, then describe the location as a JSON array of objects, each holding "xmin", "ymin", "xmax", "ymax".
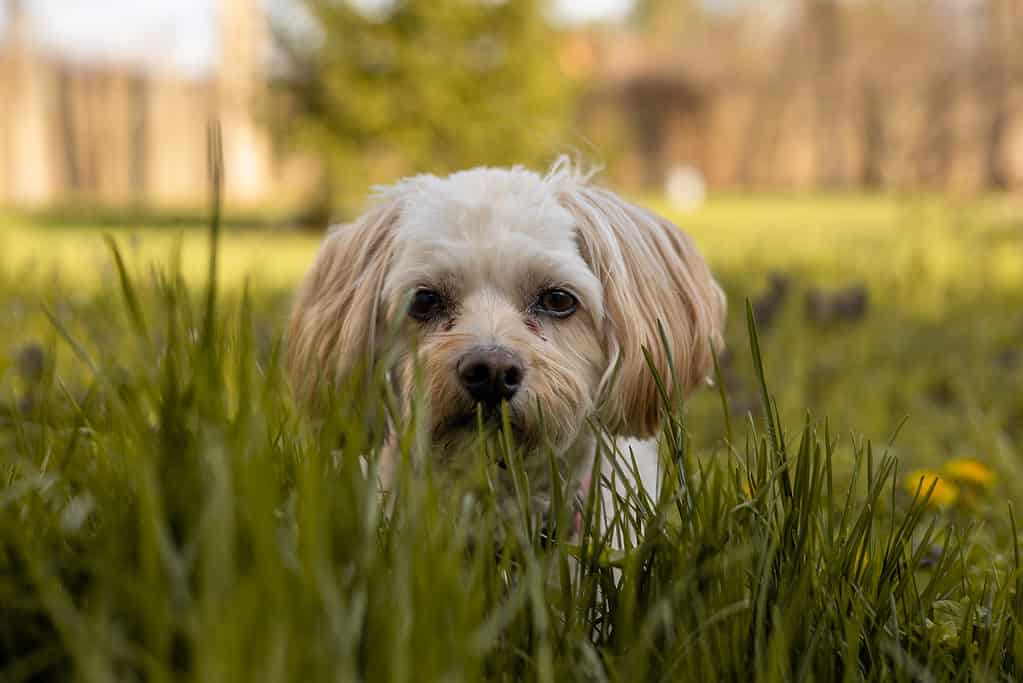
[{"xmin": 286, "ymin": 200, "xmax": 400, "ymax": 405}]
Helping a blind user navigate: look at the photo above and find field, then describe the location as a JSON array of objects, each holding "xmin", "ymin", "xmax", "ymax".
[{"xmin": 2, "ymin": 193, "xmax": 1023, "ymax": 680}]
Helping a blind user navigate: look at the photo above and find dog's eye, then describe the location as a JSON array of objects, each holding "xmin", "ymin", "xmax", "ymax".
[
  {"xmin": 409, "ymin": 289, "xmax": 444, "ymax": 321},
  {"xmin": 536, "ymin": 288, "xmax": 577, "ymax": 318}
]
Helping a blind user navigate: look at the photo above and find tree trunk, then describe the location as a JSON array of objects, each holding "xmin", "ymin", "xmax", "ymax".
[
  {"xmin": 806, "ymin": 0, "xmax": 844, "ymax": 189},
  {"xmin": 859, "ymin": 80, "xmax": 884, "ymax": 188}
]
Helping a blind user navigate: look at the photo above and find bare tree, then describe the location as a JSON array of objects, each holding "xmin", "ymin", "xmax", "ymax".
[
  {"xmin": 859, "ymin": 78, "xmax": 885, "ymax": 188},
  {"xmin": 805, "ymin": 0, "xmax": 845, "ymax": 188},
  {"xmin": 977, "ymin": 0, "xmax": 1013, "ymax": 189}
]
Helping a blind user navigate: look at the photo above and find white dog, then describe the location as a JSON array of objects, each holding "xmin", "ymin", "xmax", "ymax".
[{"xmin": 287, "ymin": 159, "xmax": 725, "ymax": 532}]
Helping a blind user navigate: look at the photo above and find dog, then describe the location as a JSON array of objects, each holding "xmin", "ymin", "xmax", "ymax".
[{"xmin": 286, "ymin": 159, "xmax": 726, "ymax": 534}]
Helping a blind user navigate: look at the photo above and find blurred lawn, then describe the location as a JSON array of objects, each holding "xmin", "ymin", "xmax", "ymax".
[
  {"xmin": 4, "ymin": 194, "xmax": 1022, "ymax": 299},
  {"xmin": 4, "ymin": 194, "xmax": 1021, "ymax": 304},
  {"xmin": 0, "ymin": 214, "xmax": 322, "ymax": 294},
  {"xmin": 657, "ymin": 193, "xmax": 1023, "ymax": 316},
  {"xmin": 1, "ymin": 193, "xmax": 1021, "ymax": 510}
]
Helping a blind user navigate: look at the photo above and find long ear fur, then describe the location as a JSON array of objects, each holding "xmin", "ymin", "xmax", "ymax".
[
  {"xmin": 286, "ymin": 200, "xmax": 399, "ymax": 405},
  {"xmin": 560, "ymin": 185, "xmax": 726, "ymax": 437}
]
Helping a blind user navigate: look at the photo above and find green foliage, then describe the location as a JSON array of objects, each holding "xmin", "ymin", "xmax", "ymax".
[
  {"xmin": 276, "ymin": 0, "xmax": 573, "ymax": 208},
  {"xmin": 3, "ymin": 216, "xmax": 1023, "ymax": 680}
]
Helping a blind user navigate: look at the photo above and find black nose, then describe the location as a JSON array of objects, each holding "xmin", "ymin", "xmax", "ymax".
[{"xmin": 457, "ymin": 347, "xmax": 524, "ymax": 408}]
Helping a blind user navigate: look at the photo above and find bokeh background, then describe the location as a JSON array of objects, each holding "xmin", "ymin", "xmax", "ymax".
[
  {"xmin": 1, "ymin": 0, "xmax": 1021, "ymax": 517},
  {"xmin": 4, "ymin": 1, "xmax": 1023, "ymax": 208}
]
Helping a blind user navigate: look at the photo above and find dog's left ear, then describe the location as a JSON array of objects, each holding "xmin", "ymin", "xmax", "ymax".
[{"xmin": 560, "ymin": 186, "xmax": 726, "ymax": 437}]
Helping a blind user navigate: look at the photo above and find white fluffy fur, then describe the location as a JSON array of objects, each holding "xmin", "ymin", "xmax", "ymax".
[{"xmin": 287, "ymin": 158, "xmax": 726, "ymax": 528}]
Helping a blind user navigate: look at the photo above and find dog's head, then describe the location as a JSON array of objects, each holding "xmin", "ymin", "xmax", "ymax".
[{"xmin": 287, "ymin": 160, "xmax": 725, "ymax": 478}]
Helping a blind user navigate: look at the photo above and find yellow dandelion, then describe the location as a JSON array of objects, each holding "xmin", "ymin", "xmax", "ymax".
[
  {"xmin": 742, "ymin": 481, "xmax": 755, "ymax": 499},
  {"xmin": 941, "ymin": 458, "xmax": 995, "ymax": 488},
  {"xmin": 904, "ymin": 470, "xmax": 959, "ymax": 507}
]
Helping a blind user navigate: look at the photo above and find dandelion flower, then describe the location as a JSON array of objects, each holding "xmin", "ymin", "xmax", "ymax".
[
  {"xmin": 904, "ymin": 470, "xmax": 959, "ymax": 507},
  {"xmin": 942, "ymin": 458, "xmax": 995, "ymax": 487}
]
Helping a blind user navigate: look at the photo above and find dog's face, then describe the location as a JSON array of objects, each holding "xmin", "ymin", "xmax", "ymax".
[
  {"xmin": 380, "ymin": 169, "xmax": 606, "ymax": 464},
  {"xmin": 287, "ymin": 161, "xmax": 726, "ymax": 488}
]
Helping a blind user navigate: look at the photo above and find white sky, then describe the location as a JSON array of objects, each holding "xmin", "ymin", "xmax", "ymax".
[
  {"xmin": 0, "ymin": 0, "xmax": 635, "ymax": 77},
  {"xmin": 0, "ymin": 0, "xmax": 216, "ymax": 76},
  {"xmin": 552, "ymin": 0, "xmax": 632, "ymax": 24}
]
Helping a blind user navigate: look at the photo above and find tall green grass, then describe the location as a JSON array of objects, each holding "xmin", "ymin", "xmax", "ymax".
[{"xmin": 3, "ymin": 201, "xmax": 1023, "ymax": 681}]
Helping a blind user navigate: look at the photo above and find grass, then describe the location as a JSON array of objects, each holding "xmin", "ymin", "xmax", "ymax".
[
  {"xmin": 0, "ymin": 213, "xmax": 321, "ymax": 294},
  {"xmin": 1, "ymin": 191, "xmax": 1022, "ymax": 680}
]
